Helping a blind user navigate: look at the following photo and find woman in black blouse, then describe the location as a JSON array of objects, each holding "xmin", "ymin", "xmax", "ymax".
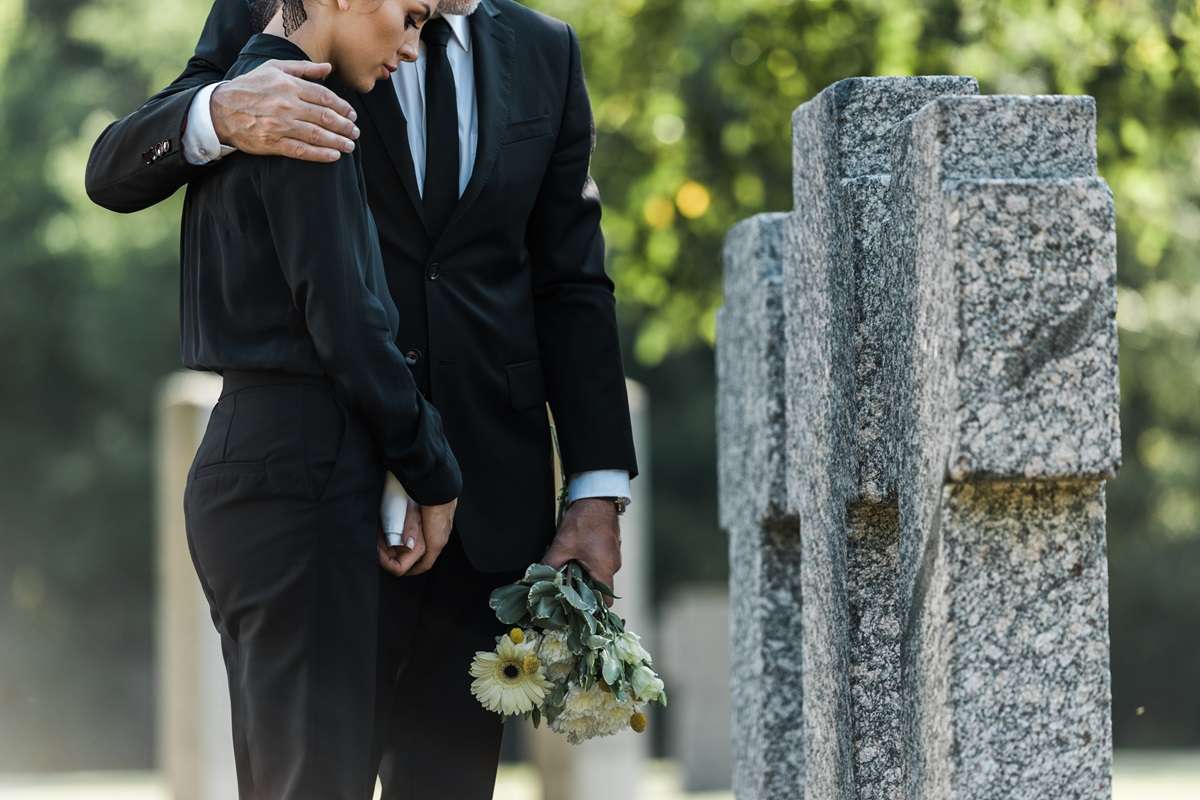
[{"xmin": 180, "ymin": 1, "xmax": 454, "ymax": 797}]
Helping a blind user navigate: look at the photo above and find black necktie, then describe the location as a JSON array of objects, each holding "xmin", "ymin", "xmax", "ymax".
[{"xmin": 421, "ymin": 17, "xmax": 459, "ymax": 239}]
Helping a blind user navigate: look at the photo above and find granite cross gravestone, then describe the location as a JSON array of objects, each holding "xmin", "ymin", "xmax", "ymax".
[{"xmin": 716, "ymin": 76, "xmax": 1119, "ymax": 800}]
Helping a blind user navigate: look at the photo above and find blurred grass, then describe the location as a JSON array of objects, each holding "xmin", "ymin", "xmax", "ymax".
[{"xmin": 0, "ymin": 754, "xmax": 1198, "ymax": 799}]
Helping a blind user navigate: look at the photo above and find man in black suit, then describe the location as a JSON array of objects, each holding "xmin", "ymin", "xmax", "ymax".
[{"xmin": 86, "ymin": 0, "xmax": 639, "ymax": 796}]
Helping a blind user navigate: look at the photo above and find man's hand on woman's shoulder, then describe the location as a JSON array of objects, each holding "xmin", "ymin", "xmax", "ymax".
[{"xmin": 211, "ymin": 59, "xmax": 361, "ymax": 163}]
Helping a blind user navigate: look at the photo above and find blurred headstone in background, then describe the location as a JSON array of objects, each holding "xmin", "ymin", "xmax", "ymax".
[
  {"xmin": 155, "ymin": 372, "xmax": 235, "ymax": 800},
  {"xmin": 717, "ymin": 76, "xmax": 1120, "ymax": 799},
  {"xmin": 658, "ymin": 586, "xmax": 732, "ymax": 793},
  {"xmin": 531, "ymin": 380, "xmax": 652, "ymax": 800}
]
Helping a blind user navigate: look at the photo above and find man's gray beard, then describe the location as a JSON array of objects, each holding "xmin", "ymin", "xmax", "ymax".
[{"xmin": 438, "ymin": 0, "xmax": 481, "ymax": 15}]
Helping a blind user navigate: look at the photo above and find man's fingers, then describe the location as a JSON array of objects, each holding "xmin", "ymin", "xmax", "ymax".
[
  {"xmin": 293, "ymin": 83, "xmax": 359, "ymax": 131},
  {"xmin": 287, "ymin": 119, "xmax": 356, "ymax": 153},
  {"xmin": 292, "ymin": 106, "xmax": 358, "ymax": 147},
  {"xmin": 272, "ymin": 59, "xmax": 335, "ymax": 81},
  {"xmin": 277, "ymin": 137, "xmax": 344, "ymax": 163}
]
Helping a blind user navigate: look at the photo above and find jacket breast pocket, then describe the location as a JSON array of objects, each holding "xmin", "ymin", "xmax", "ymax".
[
  {"xmin": 500, "ymin": 114, "xmax": 553, "ymax": 146},
  {"xmin": 505, "ymin": 359, "xmax": 547, "ymax": 411}
]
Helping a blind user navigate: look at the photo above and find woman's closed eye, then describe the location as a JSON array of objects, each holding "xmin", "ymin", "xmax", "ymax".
[{"xmin": 406, "ymin": 2, "xmax": 433, "ymax": 30}]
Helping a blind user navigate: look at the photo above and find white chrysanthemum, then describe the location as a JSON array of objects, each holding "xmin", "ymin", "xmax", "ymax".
[
  {"xmin": 537, "ymin": 628, "xmax": 576, "ymax": 680},
  {"xmin": 630, "ymin": 664, "xmax": 666, "ymax": 703},
  {"xmin": 549, "ymin": 683, "xmax": 640, "ymax": 744},
  {"xmin": 613, "ymin": 630, "xmax": 652, "ymax": 665},
  {"xmin": 469, "ymin": 634, "xmax": 552, "ymax": 716}
]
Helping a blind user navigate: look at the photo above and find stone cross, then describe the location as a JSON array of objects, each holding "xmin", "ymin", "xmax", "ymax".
[{"xmin": 716, "ymin": 76, "xmax": 1119, "ymax": 800}]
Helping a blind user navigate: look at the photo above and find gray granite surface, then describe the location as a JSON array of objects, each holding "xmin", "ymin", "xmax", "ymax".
[
  {"xmin": 717, "ymin": 213, "xmax": 803, "ymax": 799},
  {"xmin": 716, "ymin": 76, "xmax": 1118, "ymax": 800}
]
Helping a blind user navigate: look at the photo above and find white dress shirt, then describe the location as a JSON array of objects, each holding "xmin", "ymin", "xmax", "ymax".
[{"xmin": 181, "ymin": 15, "xmax": 632, "ymax": 537}]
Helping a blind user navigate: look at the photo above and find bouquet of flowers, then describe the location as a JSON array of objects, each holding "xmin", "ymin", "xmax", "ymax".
[
  {"xmin": 466, "ymin": 423, "xmax": 667, "ymax": 743},
  {"xmin": 467, "ymin": 560, "xmax": 667, "ymax": 743}
]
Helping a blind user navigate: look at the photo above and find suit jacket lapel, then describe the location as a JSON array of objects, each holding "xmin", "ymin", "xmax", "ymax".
[
  {"xmin": 358, "ymin": 79, "xmax": 430, "ymax": 234},
  {"xmin": 441, "ymin": 0, "xmax": 513, "ymax": 241}
]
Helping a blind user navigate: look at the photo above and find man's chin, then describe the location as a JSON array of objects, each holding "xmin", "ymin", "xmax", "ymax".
[{"xmin": 438, "ymin": 0, "xmax": 482, "ymax": 15}]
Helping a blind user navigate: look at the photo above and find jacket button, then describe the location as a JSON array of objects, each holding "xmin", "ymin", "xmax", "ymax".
[
  {"xmin": 404, "ymin": 347, "xmax": 422, "ymax": 365},
  {"xmin": 427, "ymin": 261, "xmax": 440, "ymax": 280}
]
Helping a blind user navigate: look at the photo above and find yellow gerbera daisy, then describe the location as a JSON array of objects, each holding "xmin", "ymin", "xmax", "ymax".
[{"xmin": 469, "ymin": 635, "xmax": 553, "ymax": 716}]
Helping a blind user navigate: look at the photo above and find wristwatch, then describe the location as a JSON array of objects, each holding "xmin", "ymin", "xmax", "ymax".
[
  {"xmin": 602, "ymin": 496, "xmax": 629, "ymax": 516},
  {"xmin": 573, "ymin": 495, "xmax": 628, "ymax": 515}
]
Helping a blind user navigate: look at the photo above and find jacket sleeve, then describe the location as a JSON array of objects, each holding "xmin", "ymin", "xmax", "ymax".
[
  {"xmin": 84, "ymin": 0, "xmax": 253, "ymax": 213},
  {"xmin": 524, "ymin": 22, "xmax": 638, "ymax": 481},
  {"xmin": 257, "ymin": 152, "xmax": 463, "ymax": 505}
]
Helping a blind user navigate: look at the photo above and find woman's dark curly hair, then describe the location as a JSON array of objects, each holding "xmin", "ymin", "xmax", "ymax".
[{"xmin": 252, "ymin": 0, "xmax": 307, "ymax": 34}]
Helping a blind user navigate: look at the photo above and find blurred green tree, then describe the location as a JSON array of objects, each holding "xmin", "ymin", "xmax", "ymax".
[{"xmin": 0, "ymin": 0, "xmax": 1196, "ymax": 768}]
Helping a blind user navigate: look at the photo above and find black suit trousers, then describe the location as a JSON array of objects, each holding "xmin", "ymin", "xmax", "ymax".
[
  {"xmin": 371, "ymin": 529, "xmax": 526, "ymax": 799},
  {"xmin": 184, "ymin": 371, "xmax": 386, "ymax": 799},
  {"xmin": 184, "ymin": 370, "xmax": 526, "ymax": 799}
]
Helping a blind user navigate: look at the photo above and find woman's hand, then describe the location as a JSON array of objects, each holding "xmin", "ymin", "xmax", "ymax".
[
  {"xmin": 210, "ymin": 59, "xmax": 360, "ymax": 162},
  {"xmin": 377, "ymin": 498, "xmax": 427, "ymax": 577},
  {"xmin": 405, "ymin": 498, "xmax": 459, "ymax": 576}
]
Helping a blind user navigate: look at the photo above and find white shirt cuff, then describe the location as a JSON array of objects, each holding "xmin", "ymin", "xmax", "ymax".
[
  {"xmin": 183, "ymin": 82, "xmax": 237, "ymax": 165},
  {"xmin": 566, "ymin": 469, "xmax": 632, "ymax": 506}
]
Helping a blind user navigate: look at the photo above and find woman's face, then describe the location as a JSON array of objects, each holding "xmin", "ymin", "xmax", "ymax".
[{"xmin": 331, "ymin": 0, "xmax": 438, "ymax": 92}]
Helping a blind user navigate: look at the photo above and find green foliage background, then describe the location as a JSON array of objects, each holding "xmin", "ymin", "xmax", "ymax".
[{"xmin": 0, "ymin": 0, "xmax": 1196, "ymax": 768}]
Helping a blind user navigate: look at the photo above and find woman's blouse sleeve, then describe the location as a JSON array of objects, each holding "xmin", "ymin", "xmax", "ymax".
[{"xmin": 256, "ymin": 153, "xmax": 462, "ymax": 505}]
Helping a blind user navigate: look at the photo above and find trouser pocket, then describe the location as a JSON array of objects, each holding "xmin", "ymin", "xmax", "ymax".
[{"xmin": 190, "ymin": 382, "xmax": 346, "ymax": 503}]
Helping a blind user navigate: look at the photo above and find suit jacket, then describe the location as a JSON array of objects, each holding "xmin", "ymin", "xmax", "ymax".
[{"xmin": 85, "ymin": 0, "xmax": 639, "ymax": 572}]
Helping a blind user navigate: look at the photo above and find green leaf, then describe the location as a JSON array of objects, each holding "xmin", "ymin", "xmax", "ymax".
[
  {"xmin": 533, "ymin": 597, "xmax": 562, "ymax": 624},
  {"xmin": 489, "ymin": 583, "xmax": 531, "ymax": 625},
  {"xmin": 548, "ymin": 603, "xmax": 569, "ymax": 628},
  {"xmin": 531, "ymin": 705, "xmax": 541, "ymax": 728},
  {"xmin": 601, "ymin": 648, "xmax": 622, "ymax": 684},
  {"xmin": 560, "ymin": 581, "xmax": 597, "ymax": 613},
  {"xmin": 576, "ymin": 581, "xmax": 599, "ymax": 610},
  {"xmin": 528, "ymin": 580, "xmax": 560, "ymax": 600},
  {"xmin": 583, "ymin": 650, "xmax": 597, "ymax": 678},
  {"xmin": 586, "ymin": 634, "xmax": 609, "ymax": 649},
  {"xmin": 588, "ymin": 576, "xmax": 619, "ymax": 599},
  {"xmin": 523, "ymin": 563, "xmax": 560, "ymax": 584}
]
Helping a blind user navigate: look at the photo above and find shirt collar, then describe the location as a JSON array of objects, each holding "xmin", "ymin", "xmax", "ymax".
[{"xmin": 440, "ymin": 12, "xmax": 472, "ymax": 53}]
